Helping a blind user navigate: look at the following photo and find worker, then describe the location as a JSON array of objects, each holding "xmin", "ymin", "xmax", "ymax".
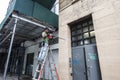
[
  {"xmin": 38, "ymin": 28, "xmax": 53, "ymax": 63},
  {"xmin": 42, "ymin": 28, "xmax": 49, "ymax": 46}
]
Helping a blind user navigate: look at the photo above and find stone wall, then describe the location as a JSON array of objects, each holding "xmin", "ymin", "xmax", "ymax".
[{"xmin": 59, "ymin": 0, "xmax": 120, "ymax": 80}]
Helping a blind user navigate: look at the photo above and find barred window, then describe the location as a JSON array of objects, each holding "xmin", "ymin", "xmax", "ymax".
[{"xmin": 70, "ymin": 16, "xmax": 96, "ymax": 47}]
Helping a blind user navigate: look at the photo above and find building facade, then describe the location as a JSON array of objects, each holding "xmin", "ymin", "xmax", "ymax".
[
  {"xmin": 59, "ymin": 0, "xmax": 120, "ymax": 80},
  {"xmin": 22, "ymin": 31, "xmax": 59, "ymax": 78},
  {"xmin": 0, "ymin": 0, "xmax": 59, "ymax": 79}
]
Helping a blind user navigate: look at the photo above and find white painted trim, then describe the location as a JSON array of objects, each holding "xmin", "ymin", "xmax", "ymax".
[{"xmin": 12, "ymin": 14, "xmax": 54, "ymax": 31}]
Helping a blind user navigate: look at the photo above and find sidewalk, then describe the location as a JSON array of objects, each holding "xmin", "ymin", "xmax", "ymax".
[
  {"xmin": 0, "ymin": 74, "xmax": 32, "ymax": 80},
  {"xmin": 0, "ymin": 74, "xmax": 18, "ymax": 80}
]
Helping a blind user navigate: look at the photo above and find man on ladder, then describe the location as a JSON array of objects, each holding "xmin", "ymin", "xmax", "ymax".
[
  {"xmin": 33, "ymin": 28, "xmax": 60, "ymax": 80},
  {"xmin": 38, "ymin": 28, "xmax": 53, "ymax": 63}
]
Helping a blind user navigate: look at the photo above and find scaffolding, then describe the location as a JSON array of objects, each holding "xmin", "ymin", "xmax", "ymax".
[{"xmin": 0, "ymin": 13, "xmax": 55, "ymax": 80}]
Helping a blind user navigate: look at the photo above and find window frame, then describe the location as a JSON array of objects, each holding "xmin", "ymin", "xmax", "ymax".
[{"xmin": 70, "ymin": 16, "xmax": 96, "ymax": 47}]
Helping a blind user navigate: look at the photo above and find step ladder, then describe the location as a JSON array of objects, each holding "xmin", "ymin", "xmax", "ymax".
[
  {"xmin": 47, "ymin": 48, "xmax": 60, "ymax": 80},
  {"xmin": 33, "ymin": 45, "xmax": 60, "ymax": 80}
]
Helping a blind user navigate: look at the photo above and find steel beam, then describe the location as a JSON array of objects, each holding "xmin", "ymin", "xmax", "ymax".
[
  {"xmin": 12, "ymin": 14, "xmax": 55, "ymax": 31},
  {"xmin": 3, "ymin": 18, "xmax": 18, "ymax": 80}
]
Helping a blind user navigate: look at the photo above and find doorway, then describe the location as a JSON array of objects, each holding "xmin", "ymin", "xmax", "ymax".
[
  {"xmin": 0, "ymin": 53, "xmax": 7, "ymax": 73},
  {"xmin": 70, "ymin": 15, "xmax": 101, "ymax": 80},
  {"xmin": 25, "ymin": 53, "xmax": 34, "ymax": 76},
  {"xmin": 72, "ymin": 44, "xmax": 101, "ymax": 80}
]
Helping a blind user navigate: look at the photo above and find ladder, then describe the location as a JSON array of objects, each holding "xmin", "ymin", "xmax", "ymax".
[
  {"xmin": 48, "ymin": 47, "xmax": 60, "ymax": 80},
  {"xmin": 33, "ymin": 45, "xmax": 60, "ymax": 80}
]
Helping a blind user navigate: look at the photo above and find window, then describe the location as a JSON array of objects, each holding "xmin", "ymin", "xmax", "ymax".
[{"xmin": 70, "ymin": 16, "xmax": 96, "ymax": 47}]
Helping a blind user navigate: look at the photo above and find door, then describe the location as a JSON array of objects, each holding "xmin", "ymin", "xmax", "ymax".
[
  {"xmin": 85, "ymin": 44, "xmax": 101, "ymax": 80},
  {"xmin": 0, "ymin": 53, "xmax": 7, "ymax": 73},
  {"xmin": 25, "ymin": 53, "xmax": 34, "ymax": 76},
  {"xmin": 72, "ymin": 44, "xmax": 101, "ymax": 80},
  {"xmin": 72, "ymin": 46, "xmax": 87, "ymax": 80}
]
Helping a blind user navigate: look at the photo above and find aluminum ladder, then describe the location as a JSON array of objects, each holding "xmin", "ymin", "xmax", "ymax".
[{"xmin": 33, "ymin": 46, "xmax": 60, "ymax": 80}]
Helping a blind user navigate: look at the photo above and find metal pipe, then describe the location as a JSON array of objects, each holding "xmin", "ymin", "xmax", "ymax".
[
  {"xmin": 3, "ymin": 18, "xmax": 18, "ymax": 80},
  {"xmin": 0, "ymin": 32, "xmax": 12, "ymax": 45},
  {"xmin": 12, "ymin": 14, "xmax": 55, "ymax": 31}
]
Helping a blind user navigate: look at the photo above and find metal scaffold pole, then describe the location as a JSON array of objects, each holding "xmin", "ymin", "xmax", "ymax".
[
  {"xmin": 0, "ymin": 32, "xmax": 12, "ymax": 45},
  {"xmin": 3, "ymin": 18, "xmax": 18, "ymax": 80}
]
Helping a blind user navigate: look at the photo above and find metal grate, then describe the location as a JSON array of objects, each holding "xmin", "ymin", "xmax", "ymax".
[{"xmin": 71, "ymin": 17, "xmax": 96, "ymax": 47}]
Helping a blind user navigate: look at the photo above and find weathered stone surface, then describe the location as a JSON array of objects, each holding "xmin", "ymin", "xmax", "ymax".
[{"xmin": 59, "ymin": 0, "xmax": 120, "ymax": 80}]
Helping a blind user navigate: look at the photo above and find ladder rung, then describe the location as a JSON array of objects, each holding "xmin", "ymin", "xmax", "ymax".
[
  {"xmin": 53, "ymin": 76, "xmax": 57, "ymax": 77},
  {"xmin": 33, "ymin": 47, "xmax": 59, "ymax": 80},
  {"xmin": 36, "ymin": 70, "xmax": 40, "ymax": 72},
  {"xmin": 37, "ymin": 62, "xmax": 41, "ymax": 64},
  {"xmin": 51, "ymin": 69, "xmax": 55, "ymax": 71},
  {"xmin": 51, "ymin": 63, "xmax": 54, "ymax": 64},
  {"xmin": 32, "ymin": 78, "xmax": 38, "ymax": 80}
]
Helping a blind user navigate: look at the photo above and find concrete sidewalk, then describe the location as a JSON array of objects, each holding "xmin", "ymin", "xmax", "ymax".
[
  {"xmin": 0, "ymin": 74, "xmax": 32, "ymax": 80},
  {"xmin": 0, "ymin": 74, "xmax": 18, "ymax": 80}
]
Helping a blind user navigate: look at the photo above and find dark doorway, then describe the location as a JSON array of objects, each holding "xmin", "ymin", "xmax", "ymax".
[
  {"xmin": 9, "ymin": 47, "xmax": 25, "ymax": 76},
  {"xmin": 25, "ymin": 53, "xmax": 34, "ymax": 76},
  {"xmin": 0, "ymin": 53, "xmax": 7, "ymax": 73}
]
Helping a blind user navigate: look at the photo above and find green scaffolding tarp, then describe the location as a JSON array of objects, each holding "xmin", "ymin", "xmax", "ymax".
[
  {"xmin": 32, "ymin": 0, "xmax": 56, "ymax": 10},
  {"xmin": 0, "ymin": 0, "xmax": 58, "ymax": 31}
]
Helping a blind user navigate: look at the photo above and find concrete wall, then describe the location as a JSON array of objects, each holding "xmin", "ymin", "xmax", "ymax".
[
  {"xmin": 23, "ymin": 41, "xmax": 59, "ymax": 76},
  {"xmin": 59, "ymin": 0, "xmax": 120, "ymax": 80},
  {"xmin": 22, "ymin": 41, "xmax": 39, "ymax": 75},
  {"xmin": 92, "ymin": 0, "xmax": 120, "ymax": 80}
]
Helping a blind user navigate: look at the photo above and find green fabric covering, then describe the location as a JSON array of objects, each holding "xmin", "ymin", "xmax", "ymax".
[
  {"xmin": 0, "ymin": 0, "xmax": 58, "ymax": 31},
  {"xmin": 33, "ymin": 2, "xmax": 58, "ymax": 28},
  {"xmin": 14, "ymin": 0, "xmax": 58, "ymax": 27},
  {"xmin": 32, "ymin": 0, "xmax": 56, "ymax": 10},
  {"xmin": 15, "ymin": 0, "xmax": 34, "ymax": 16},
  {"xmin": 15, "ymin": 0, "xmax": 58, "ymax": 27}
]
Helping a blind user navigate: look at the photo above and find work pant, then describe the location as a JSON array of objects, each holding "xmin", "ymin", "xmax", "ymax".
[{"xmin": 38, "ymin": 43, "xmax": 48, "ymax": 62}]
